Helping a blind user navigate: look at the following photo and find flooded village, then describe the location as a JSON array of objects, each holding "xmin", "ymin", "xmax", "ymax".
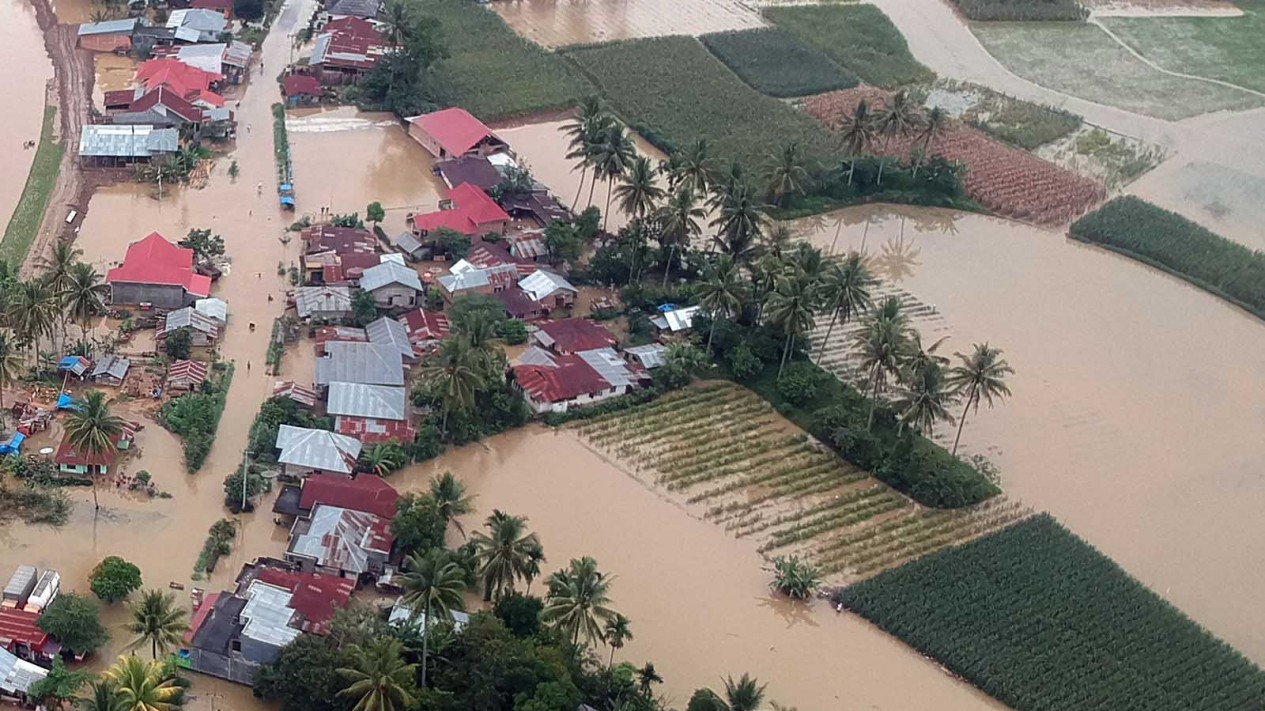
[{"xmin": 0, "ymin": 0, "xmax": 1261, "ymax": 709}]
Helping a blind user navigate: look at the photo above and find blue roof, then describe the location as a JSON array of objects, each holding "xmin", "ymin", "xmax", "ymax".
[
  {"xmin": 57, "ymin": 356, "xmax": 78, "ymax": 368},
  {"xmin": 280, "ymin": 196, "xmax": 296, "ymax": 206},
  {"xmin": 56, "ymin": 394, "xmax": 82, "ymax": 411},
  {"xmin": 0, "ymin": 433, "xmax": 25, "ymax": 455},
  {"xmin": 657, "ymin": 303, "xmax": 677, "ymax": 313}
]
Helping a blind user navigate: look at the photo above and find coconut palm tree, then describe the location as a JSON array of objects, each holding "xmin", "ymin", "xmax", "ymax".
[
  {"xmin": 854, "ymin": 298, "xmax": 912, "ymax": 430},
  {"xmin": 696, "ymin": 255, "xmax": 746, "ymax": 352},
  {"xmin": 614, "ymin": 156, "xmax": 665, "ymax": 225},
  {"xmin": 636, "ymin": 663, "xmax": 663, "ymax": 696},
  {"xmin": 912, "ymin": 106, "xmax": 949, "ymax": 180},
  {"xmin": 337, "ymin": 638, "xmax": 417, "ymax": 711},
  {"xmin": 593, "ymin": 124, "xmax": 637, "ymax": 229},
  {"xmin": 125, "ymin": 590, "xmax": 188, "ymax": 659},
  {"xmin": 815, "ymin": 253, "xmax": 875, "ymax": 361},
  {"xmin": 765, "ymin": 142, "xmax": 810, "ymax": 208},
  {"xmin": 40, "ymin": 242, "xmax": 81, "ymax": 345},
  {"xmin": 875, "ymin": 90, "xmax": 924, "ymax": 185},
  {"xmin": 471, "ymin": 510, "xmax": 541, "ymax": 601},
  {"xmin": 65, "ymin": 263, "xmax": 107, "ymax": 336},
  {"xmin": 77, "ymin": 679, "xmax": 125, "ymax": 711},
  {"xmin": 429, "ymin": 471, "xmax": 473, "ymax": 538},
  {"xmin": 380, "ymin": 0, "xmax": 412, "ymax": 46},
  {"xmin": 0, "ymin": 332, "xmax": 22, "ymax": 420},
  {"xmin": 709, "ymin": 179, "xmax": 765, "ymax": 262},
  {"xmin": 359, "ymin": 444, "xmax": 405, "ymax": 477},
  {"xmin": 564, "ymin": 100, "xmax": 610, "ymax": 209},
  {"xmin": 105, "ymin": 656, "xmax": 179, "ymax": 711},
  {"xmin": 836, "ymin": 100, "xmax": 876, "ymax": 185},
  {"xmin": 658, "ymin": 187, "xmax": 705, "ymax": 286},
  {"xmin": 895, "ymin": 360, "xmax": 955, "ymax": 436},
  {"xmin": 763, "ymin": 274, "xmax": 818, "ymax": 378},
  {"xmin": 424, "ymin": 337, "xmax": 485, "ymax": 433},
  {"xmin": 399, "ymin": 549, "xmax": 466, "ymax": 688},
  {"xmin": 8, "ymin": 279, "xmax": 57, "ymax": 361},
  {"xmin": 722, "ymin": 673, "xmax": 767, "ymax": 711},
  {"xmin": 522, "ymin": 541, "xmax": 545, "ymax": 594},
  {"xmin": 63, "ymin": 391, "xmax": 123, "ymax": 511},
  {"xmin": 946, "ymin": 343, "xmax": 1014, "ymax": 456},
  {"xmin": 603, "ymin": 613, "xmax": 633, "ymax": 667},
  {"xmin": 542, "ymin": 556, "xmax": 617, "ymax": 648},
  {"xmin": 670, "ymin": 138, "xmax": 715, "ymax": 197}
]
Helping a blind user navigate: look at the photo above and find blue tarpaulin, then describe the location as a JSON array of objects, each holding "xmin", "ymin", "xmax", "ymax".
[
  {"xmin": 657, "ymin": 303, "xmax": 677, "ymax": 313},
  {"xmin": 0, "ymin": 432, "xmax": 25, "ymax": 455},
  {"xmin": 57, "ymin": 356, "xmax": 78, "ymax": 369},
  {"xmin": 55, "ymin": 394, "xmax": 81, "ymax": 411}
]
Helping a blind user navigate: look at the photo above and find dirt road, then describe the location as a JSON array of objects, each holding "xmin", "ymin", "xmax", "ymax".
[{"xmin": 23, "ymin": 0, "xmax": 94, "ymax": 277}]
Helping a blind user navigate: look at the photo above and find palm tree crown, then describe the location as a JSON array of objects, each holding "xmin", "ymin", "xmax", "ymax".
[
  {"xmin": 105, "ymin": 656, "xmax": 179, "ymax": 711},
  {"xmin": 429, "ymin": 471, "xmax": 473, "ymax": 537},
  {"xmin": 614, "ymin": 156, "xmax": 665, "ymax": 222},
  {"xmin": 541, "ymin": 556, "xmax": 618, "ymax": 648},
  {"xmin": 946, "ymin": 343, "xmax": 1014, "ymax": 455},
  {"xmin": 337, "ymin": 638, "xmax": 418, "ymax": 711},
  {"xmin": 471, "ymin": 510, "xmax": 541, "ymax": 601},
  {"xmin": 125, "ymin": 590, "xmax": 188, "ymax": 660}
]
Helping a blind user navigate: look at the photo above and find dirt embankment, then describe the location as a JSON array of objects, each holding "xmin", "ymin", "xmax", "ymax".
[{"xmin": 23, "ymin": 0, "xmax": 95, "ymax": 277}]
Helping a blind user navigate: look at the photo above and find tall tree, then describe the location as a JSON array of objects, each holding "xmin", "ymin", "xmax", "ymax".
[
  {"xmin": 764, "ymin": 141, "xmax": 810, "ymax": 208},
  {"xmin": 657, "ymin": 187, "xmax": 705, "ymax": 286},
  {"xmin": 722, "ymin": 673, "xmax": 767, "ymax": 711},
  {"xmin": 815, "ymin": 253, "xmax": 875, "ymax": 361},
  {"xmin": 125, "ymin": 589, "xmax": 188, "ymax": 659},
  {"xmin": 429, "ymin": 471, "xmax": 473, "ymax": 538},
  {"xmin": 0, "ymin": 332, "xmax": 21, "ymax": 419},
  {"xmin": 836, "ymin": 100, "xmax": 876, "ymax": 185},
  {"xmin": 875, "ymin": 90, "xmax": 924, "ymax": 185},
  {"xmin": 563, "ymin": 100, "xmax": 610, "ymax": 209},
  {"xmin": 946, "ymin": 343, "xmax": 1013, "ymax": 456},
  {"xmin": 593, "ymin": 124, "xmax": 636, "ymax": 229},
  {"xmin": 709, "ymin": 177, "xmax": 765, "ymax": 262},
  {"xmin": 696, "ymin": 255, "xmax": 746, "ymax": 352},
  {"xmin": 64, "ymin": 263, "xmax": 107, "ymax": 336},
  {"xmin": 764, "ymin": 274, "xmax": 818, "ymax": 378},
  {"xmin": 895, "ymin": 360, "xmax": 955, "ymax": 436},
  {"xmin": 603, "ymin": 613, "xmax": 633, "ymax": 667},
  {"xmin": 671, "ymin": 138, "xmax": 716, "ymax": 197},
  {"xmin": 854, "ymin": 297, "xmax": 913, "ymax": 429},
  {"xmin": 614, "ymin": 156, "xmax": 665, "ymax": 225},
  {"xmin": 77, "ymin": 679, "xmax": 125, "ymax": 711},
  {"xmin": 105, "ymin": 656, "xmax": 179, "ymax": 711},
  {"xmin": 424, "ymin": 337, "xmax": 485, "ymax": 433},
  {"xmin": 63, "ymin": 391, "xmax": 123, "ymax": 511},
  {"xmin": 399, "ymin": 549, "xmax": 466, "ymax": 689},
  {"xmin": 8, "ymin": 279, "xmax": 56, "ymax": 361},
  {"xmin": 912, "ymin": 106, "xmax": 949, "ymax": 180},
  {"xmin": 337, "ymin": 638, "xmax": 418, "ymax": 711},
  {"xmin": 471, "ymin": 510, "xmax": 541, "ymax": 601},
  {"xmin": 380, "ymin": 0, "xmax": 412, "ymax": 47},
  {"xmin": 542, "ymin": 556, "xmax": 618, "ymax": 648}
]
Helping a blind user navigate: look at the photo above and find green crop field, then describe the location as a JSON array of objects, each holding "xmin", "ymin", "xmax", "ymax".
[
  {"xmin": 564, "ymin": 36, "xmax": 838, "ymax": 168},
  {"xmin": 972, "ymin": 22, "xmax": 1264, "ymax": 119},
  {"xmin": 1069, "ymin": 196, "xmax": 1265, "ymax": 321},
  {"xmin": 700, "ymin": 28, "xmax": 859, "ymax": 98},
  {"xmin": 952, "ymin": 0, "xmax": 1086, "ymax": 21},
  {"xmin": 422, "ymin": 0, "xmax": 587, "ymax": 121},
  {"xmin": 1101, "ymin": 1, "xmax": 1265, "ymax": 94},
  {"xmin": 838, "ymin": 515, "xmax": 1265, "ymax": 711},
  {"xmin": 763, "ymin": 5, "xmax": 933, "ymax": 87}
]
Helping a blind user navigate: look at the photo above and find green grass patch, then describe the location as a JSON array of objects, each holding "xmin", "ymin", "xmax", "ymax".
[
  {"xmin": 0, "ymin": 106, "xmax": 64, "ymax": 267},
  {"xmin": 421, "ymin": 0, "xmax": 586, "ymax": 121},
  {"xmin": 1069, "ymin": 196, "xmax": 1265, "ymax": 320},
  {"xmin": 951, "ymin": 0, "xmax": 1086, "ymax": 21},
  {"xmin": 763, "ymin": 5, "xmax": 933, "ymax": 87},
  {"xmin": 564, "ymin": 36, "xmax": 837, "ymax": 167},
  {"xmin": 159, "ymin": 364, "xmax": 234, "ymax": 473},
  {"xmin": 838, "ymin": 514, "xmax": 1265, "ymax": 710},
  {"xmin": 700, "ymin": 28, "xmax": 859, "ymax": 98},
  {"xmin": 1101, "ymin": 1, "xmax": 1265, "ymax": 94},
  {"xmin": 972, "ymin": 22, "xmax": 1264, "ymax": 119}
]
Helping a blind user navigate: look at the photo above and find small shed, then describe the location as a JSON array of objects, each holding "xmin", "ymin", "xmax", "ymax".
[
  {"xmin": 392, "ymin": 232, "xmax": 425, "ymax": 261},
  {"xmin": 77, "ymin": 18, "xmax": 138, "ymax": 52},
  {"xmin": 167, "ymin": 359, "xmax": 210, "ymax": 392},
  {"xmin": 272, "ymin": 381, "xmax": 318, "ymax": 409},
  {"xmin": 1, "ymin": 567, "xmax": 36, "ymax": 608},
  {"xmin": 282, "ymin": 75, "xmax": 323, "ymax": 106},
  {"xmin": 57, "ymin": 356, "xmax": 92, "ymax": 378},
  {"xmin": 195, "ymin": 297, "xmax": 228, "ymax": 324},
  {"xmin": 91, "ymin": 355, "xmax": 131, "ymax": 386},
  {"xmin": 651, "ymin": 305, "xmax": 701, "ymax": 335},
  {"xmin": 359, "ymin": 262, "xmax": 422, "ymax": 309},
  {"xmin": 625, "ymin": 343, "xmax": 667, "ymax": 369}
]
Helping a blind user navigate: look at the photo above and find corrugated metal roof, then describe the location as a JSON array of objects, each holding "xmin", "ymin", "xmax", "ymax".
[
  {"xmin": 326, "ymin": 382, "xmax": 407, "ymax": 421},
  {"xmin": 388, "ymin": 599, "xmax": 469, "ymax": 632},
  {"xmin": 625, "ymin": 343, "xmax": 667, "ymax": 369},
  {"xmin": 295, "ymin": 286, "xmax": 353, "ymax": 318},
  {"xmin": 77, "ymin": 18, "xmax": 138, "ymax": 36},
  {"xmin": 578, "ymin": 348, "xmax": 634, "ymax": 388},
  {"xmin": 653, "ymin": 305, "xmax": 701, "ymax": 332},
  {"xmin": 366, "ymin": 317, "xmax": 415, "ymax": 360},
  {"xmin": 91, "ymin": 355, "xmax": 130, "ymax": 380},
  {"xmin": 276, "ymin": 424, "xmax": 362, "ymax": 473},
  {"xmin": 514, "ymin": 346, "xmax": 557, "ymax": 368},
  {"xmin": 167, "ymin": 9, "xmax": 226, "ymax": 33},
  {"xmin": 0, "ymin": 647, "xmax": 45, "ymax": 694},
  {"xmin": 288, "ymin": 505, "xmax": 390, "ymax": 575},
  {"xmin": 519, "ymin": 269, "xmax": 577, "ymax": 301},
  {"xmin": 315, "ymin": 342, "xmax": 404, "ymax": 386},
  {"xmin": 239, "ymin": 581, "xmax": 301, "ymax": 649},
  {"xmin": 195, "ymin": 297, "xmax": 228, "ymax": 323},
  {"xmin": 164, "ymin": 306, "xmax": 219, "ymax": 335},
  {"xmin": 359, "ymin": 261, "xmax": 422, "ymax": 293},
  {"xmin": 394, "ymin": 232, "xmax": 423, "ymax": 253},
  {"xmin": 224, "ymin": 40, "xmax": 252, "ymax": 67},
  {"xmin": 79, "ymin": 125, "xmax": 178, "ymax": 158},
  {"xmin": 310, "ymin": 32, "xmax": 332, "ymax": 64}
]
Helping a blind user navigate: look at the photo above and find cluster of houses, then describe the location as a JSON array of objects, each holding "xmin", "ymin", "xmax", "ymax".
[
  {"xmin": 77, "ymin": 11, "xmax": 251, "ymax": 166},
  {"xmin": 0, "ymin": 567, "xmax": 61, "ymax": 703},
  {"xmin": 279, "ymin": 0, "xmax": 388, "ymax": 104}
]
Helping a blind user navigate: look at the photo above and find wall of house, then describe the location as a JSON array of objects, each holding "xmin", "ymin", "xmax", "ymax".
[
  {"xmin": 185, "ymin": 647, "xmax": 260, "ymax": 685},
  {"xmin": 407, "ymin": 123, "xmax": 447, "ymax": 159},
  {"xmin": 371, "ymin": 285, "xmax": 418, "ymax": 309},
  {"xmin": 79, "ymin": 34, "xmax": 131, "ymax": 53},
  {"xmin": 239, "ymin": 636, "xmax": 285, "ymax": 665},
  {"xmin": 526, "ymin": 385, "xmax": 630, "ymax": 415},
  {"xmin": 110, "ymin": 282, "xmax": 189, "ymax": 309}
]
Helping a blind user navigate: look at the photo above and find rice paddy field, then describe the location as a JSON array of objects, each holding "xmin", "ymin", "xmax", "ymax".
[
  {"xmin": 971, "ymin": 22, "xmax": 1264, "ymax": 119},
  {"xmin": 572, "ymin": 382, "xmax": 1027, "ymax": 581}
]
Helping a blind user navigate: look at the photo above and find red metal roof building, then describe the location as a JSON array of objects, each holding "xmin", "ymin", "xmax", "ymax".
[
  {"xmin": 166, "ymin": 359, "xmax": 210, "ymax": 391},
  {"xmin": 405, "ymin": 107, "xmax": 508, "ymax": 160},
  {"xmin": 407, "ymin": 184, "xmax": 511, "ymax": 237},
  {"xmin": 301, "ymin": 225, "xmax": 377, "ymax": 255},
  {"xmin": 314, "ymin": 326, "xmax": 368, "ymax": 356},
  {"xmin": 244, "ymin": 566, "xmax": 355, "ymax": 634},
  {"xmin": 513, "ymin": 356, "xmax": 612, "ymax": 405},
  {"xmin": 534, "ymin": 319, "xmax": 617, "ymax": 355},
  {"xmin": 106, "ymin": 232, "xmax": 212, "ymax": 308},
  {"xmin": 136, "ymin": 59, "xmax": 221, "ymax": 97},
  {"xmin": 335, "ymin": 416, "xmax": 415, "ymax": 445},
  {"xmin": 282, "ymin": 74, "xmax": 323, "ymax": 99},
  {"xmin": 0, "ymin": 608, "xmax": 50, "ymax": 657},
  {"xmin": 191, "ymin": 0, "xmax": 233, "ymax": 16},
  {"xmin": 298, "ymin": 473, "xmax": 400, "ymax": 519},
  {"xmin": 397, "ymin": 309, "xmax": 449, "ymax": 349},
  {"xmin": 128, "ymin": 86, "xmax": 206, "ymax": 124}
]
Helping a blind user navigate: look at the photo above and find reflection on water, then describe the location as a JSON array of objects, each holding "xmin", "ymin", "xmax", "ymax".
[
  {"xmin": 0, "ymin": 0, "xmax": 52, "ymax": 236},
  {"xmin": 871, "ymin": 233, "xmax": 921, "ymax": 282},
  {"xmin": 796, "ymin": 206, "xmax": 1265, "ymax": 665}
]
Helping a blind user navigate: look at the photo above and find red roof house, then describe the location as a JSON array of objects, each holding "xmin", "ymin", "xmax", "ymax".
[
  {"xmin": 302, "ymin": 225, "xmax": 377, "ymax": 255},
  {"xmin": 514, "ymin": 356, "xmax": 611, "ymax": 404},
  {"xmin": 283, "ymin": 74, "xmax": 323, "ymax": 100},
  {"xmin": 408, "ymin": 184, "xmax": 511, "ymax": 237},
  {"xmin": 191, "ymin": 0, "xmax": 233, "ymax": 16},
  {"xmin": 335, "ymin": 416, "xmax": 415, "ymax": 445},
  {"xmin": 128, "ymin": 86, "xmax": 206, "ymax": 125},
  {"xmin": 107, "ymin": 232, "xmax": 212, "ymax": 308},
  {"xmin": 299, "ymin": 473, "xmax": 400, "ymax": 519},
  {"xmin": 405, "ymin": 107, "xmax": 508, "ymax": 160},
  {"xmin": 248, "ymin": 567, "xmax": 355, "ymax": 634},
  {"xmin": 398, "ymin": 309, "xmax": 449, "ymax": 349},
  {"xmin": 0, "ymin": 608, "xmax": 50, "ymax": 658},
  {"xmin": 136, "ymin": 59, "xmax": 221, "ymax": 97},
  {"xmin": 534, "ymin": 319, "xmax": 617, "ymax": 355}
]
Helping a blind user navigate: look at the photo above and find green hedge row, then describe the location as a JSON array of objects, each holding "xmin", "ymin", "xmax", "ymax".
[
  {"xmin": 1069, "ymin": 196, "xmax": 1265, "ymax": 320},
  {"xmin": 700, "ymin": 28, "xmax": 859, "ymax": 98},
  {"xmin": 838, "ymin": 515, "xmax": 1265, "ymax": 710}
]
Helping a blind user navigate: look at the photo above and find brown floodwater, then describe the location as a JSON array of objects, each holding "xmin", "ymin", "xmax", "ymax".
[
  {"xmin": 50, "ymin": 0, "xmax": 92, "ymax": 23},
  {"xmin": 796, "ymin": 205, "xmax": 1265, "ymax": 665},
  {"xmin": 93, "ymin": 53, "xmax": 137, "ymax": 104},
  {"xmin": 490, "ymin": 0, "xmax": 765, "ymax": 48},
  {"xmin": 387, "ymin": 428, "xmax": 1004, "ymax": 711},
  {"xmin": 0, "ymin": 0, "xmax": 54, "ymax": 240}
]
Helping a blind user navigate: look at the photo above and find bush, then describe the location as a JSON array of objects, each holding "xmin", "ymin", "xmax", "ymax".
[
  {"xmin": 493, "ymin": 592, "xmax": 543, "ymax": 638},
  {"xmin": 37, "ymin": 593, "xmax": 108, "ymax": 656},
  {"xmin": 1070, "ymin": 197, "xmax": 1265, "ymax": 321},
  {"xmin": 764, "ymin": 5, "xmax": 934, "ymax": 87},
  {"xmin": 159, "ymin": 365, "xmax": 233, "ymax": 472},
  {"xmin": 164, "ymin": 328, "xmax": 191, "ymax": 360},
  {"xmin": 837, "ymin": 515, "xmax": 1265, "ymax": 710},
  {"xmin": 224, "ymin": 465, "xmax": 268, "ymax": 513},
  {"xmin": 700, "ymin": 28, "xmax": 858, "ymax": 98},
  {"xmin": 775, "ymin": 361, "xmax": 828, "ymax": 406},
  {"xmin": 949, "ymin": 0, "xmax": 1087, "ymax": 21},
  {"xmin": 89, "ymin": 556, "xmax": 142, "ymax": 603},
  {"xmin": 565, "ymin": 36, "xmax": 838, "ymax": 168},
  {"xmin": 248, "ymin": 396, "xmax": 332, "ymax": 463},
  {"xmin": 496, "ymin": 319, "xmax": 528, "ymax": 345}
]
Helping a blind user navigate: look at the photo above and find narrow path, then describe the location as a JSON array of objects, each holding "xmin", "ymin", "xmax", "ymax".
[{"xmin": 1089, "ymin": 18, "xmax": 1265, "ymax": 100}]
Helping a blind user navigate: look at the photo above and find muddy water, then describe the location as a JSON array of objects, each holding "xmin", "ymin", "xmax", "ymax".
[
  {"xmin": 0, "ymin": 0, "xmax": 54, "ymax": 240},
  {"xmin": 387, "ymin": 428, "xmax": 1003, "ymax": 711},
  {"xmin": 93, "ymin": 53, "xmax": 137, "ymax": 103},
  {"xmin": 499, "ymin": 119, "xmax": 666, "ymax": 233},
  {"xmin": 491, "ymin": 0, "xmax": 765, "ymax": 48},
  {"xmin": 50, "ymin": 0, "xmax": 92, "ymax": 23},
  {"xmin": 796, "ymin": 205, "xmax": 1265, "ymax": 664}
]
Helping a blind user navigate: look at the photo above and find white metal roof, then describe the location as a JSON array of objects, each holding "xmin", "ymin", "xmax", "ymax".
[
  {"xmin": 578, "ymin": 348, "xmax": 635, "ymax": 388},
  {"xmin": 0, "ymin": 648, "xmax": 45, "ymax": 695},
  {"xmin": 518, "ymin": 269, "xmax": 577, "ymax": 302},
  {"xmin": 195, "ymin": 297, "xmax": 228, "ymax": 323},
  {"xmin": 176, "ymin": 42, "xmax": 227, "ymax": 74},
  {"xmin": 316, "ymin": 342, "xmax": 404, "ymax": 386},
  {"xmin": 513, "ymin": 346, "xmax": 558, "ymax": 368},
  {"xmin": 275, "ymin": 424, "xmax": 362, "ymax": 474},
  {"xmin": 167, "ymin": 9, "xmax": 227, "ymax": 33},
  {"xmin": 326, "ymin": 382, "xmax": 407, "ymax": 420},
  {"xmin": 239, "ymin": 581, "xmax": 301, "ymax": 649},
  {"xmin": 653, "ymin": 305, "xmax": 701, "ymax": 332},
  {"xmin": 288, "ymin": 505, "xmax": 388, "ymax": 574},
  {"xmin": 388, "ymin": 598, "xmax": 469, "ymax": 632},
  {"xmin": 359, "ymin": 261, "xmax": 422, "ymax": 293},
  {"xmin": 165, "ymin": 306, "xmax": 219, "ymax": 335},
  {"xmin": 366, "ymin": 317, "xmax": 415, "ymax": 361},
  {"xmin": 79, "ymin": 125, "xmax": 178, "ymax": 158},
  {"xmin": 78, "ymin": 18, "xmax": 139, "ymax": 35},
  {"xmin": 296, "ymin": 286, "xmax": 353, "ymax": 318},
  {"xmin": 625, "ymin": 343, "xmax": 667, "ymax": 369}
]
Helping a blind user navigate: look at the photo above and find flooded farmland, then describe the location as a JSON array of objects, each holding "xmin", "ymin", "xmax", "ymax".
[
  {"xmin": 491, "ymin": 0, "xmax": 766, "ymax": 48},
  {"xmin": 0, "ymin": 0, "xmax": 53, "ymax": 237},
  {"xmin": 797, "ymin": 205, "xmax": 1265, "ymax": 665}
]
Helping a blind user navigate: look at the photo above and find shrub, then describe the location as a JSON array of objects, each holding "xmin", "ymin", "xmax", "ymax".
[
  {"xmin": 224, "ymin": 465, "xmax": 268, "ymax": 513},
  {"xmin": 949, "ymin": 0, "xmax": 1087, "ymax": 22},
  {"xmin": 159, "ymin": 365, "xmax": 233, "ymax": 472},
  {"xmin": 164, "ymin": 328, "xmax": 191, "ymax": 360},
  {"xmin": 764, "ymin": 5, "xmax": 934, "ymax": 87},
  {"xmin": 700, "ymin": 28, "xmax": 858, "ymax": 98},
  {"xmin": 493, "ymin": 592, "xmax": 543, "ymax": 638},
  {"xmin": 496, "ymin": 319, "xmax": 528, "ymax": 345},
  {"xmin": 1070, "ymin": 196, "xmax": 1265, "ymax": 320},
  {"xmin": 837, "ymin": 515, "xmax": 1265, "ymax": 710},
  {"xmin": 89, "ymin": 556, "xmax": 142, "ymax": 603},
  {"xmin": 775, "ymin": 361, "xmax": 828, "ymax": 406},
  {"xmin": 37, "ymin": 594, "xmax": 108, "ymax": 656}
]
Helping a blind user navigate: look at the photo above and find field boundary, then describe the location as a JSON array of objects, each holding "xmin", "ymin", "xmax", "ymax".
[{"xmin": 1089, "ymin": 19, "xmax": 1265, "ymax": 99}]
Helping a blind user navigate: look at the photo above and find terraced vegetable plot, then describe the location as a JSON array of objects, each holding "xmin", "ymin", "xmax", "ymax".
[
  {"xmin": 572, "ymin": 382, "xmax": 1026, "ymax": 580},
  {"xmin": 838, "ymin": 515, "xmax": 1265, "ymax": 711}
]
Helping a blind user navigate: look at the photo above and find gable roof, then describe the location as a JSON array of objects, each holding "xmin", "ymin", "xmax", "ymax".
[
  {"xmin": 282, "ymin": 74, "xmax": 323, "ymax": 98},
  {"xmin": 409, "ymin": 183, "xmax": 510, "ymax": 236},
  {"xmin": 365, "ymin": 317, "xmax": 416, "ymax": 360},
  {"xmin": 167, "ymin": 359, "xmax": 210, "ymax": 386},
  {"xmin": 406, "ymin": 107, "xmax": 499, "ymax": 157},
  {"xmin": 325, "ymin": 0, "xmax": 383, "ymax": 18},
  {"xmin": 275, "ymin": 424, "xmax": 362, "ymax": 474},
  {"xmin": 137, "ymin": 58, "xmax": 220, "ymax": 96},
  {"xmin": 398, "ymin": 309, "xmax": 450, "ymax": 345},
  {"xmin": 359, "ymin": 261, "xmax": 422, "ymax": 293},
  {"xmin": 302, "ymin": 224, "xmax": 377, "ymax": 254},
  {"xmin": 519, "ymin": 269, "xmax": 578, "ymax": 302},
  {"xmin": 166, "ymin": 8, "xmax": 227, "ymax": 33},
  {"xmin": 273, "ymin": 381, "xmax": 318, "ymax": 408},
  {"xmin": 513, "ymin": 355, "xmax": 613, "ymax": 403},
  {"xmin": 162, "ymin": 306, "xmax": 220, "ymax": 336},
  {"xmin": 326, "ymin": 382, "xmax": 407, "ymax": 421},
  {"xmin": 239, "ymin": 565, "xmax": 355, "ymax": 635},
  {"xmin": 436, "ymin": 155, "xmax": 503, "ymax": 192},
  {"xmin": 295, "ymin": 286, "xmax": 353, "ymax": 318},
  {"xmin": 191, "ymin": 0, "xmax": 233, "ymax": 11},
  {"xmin": 106, "ymin": 232, "xmax": 211, "ymax": 296},
  {"xmin": 78, "ymin": 18, "xmax": 139, "ymax": 36},
  {"xmin": 535, "ymin": 319, "xmax": 616, "ymax": 354},
  {"xmin": 289, "ymin": 505, "xmax": 392, "ymax": 574},
  {"xmin": 91, "ymin": 354, "xmax": 131, "ymax": 380},
  {"xmin": 79, "ymin": 125, "xmax": 179, "ymax": 158},
  {"xmin": 299, "ymin": 473, "xmax": 399, "ymax": 518},
  {"xmin": 128, "ymin": 86, "xmax": 205, "ymax": 124},
  {"xmin": 316, "ymin": 342, "xmax": 404, "ymax": 386}
]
